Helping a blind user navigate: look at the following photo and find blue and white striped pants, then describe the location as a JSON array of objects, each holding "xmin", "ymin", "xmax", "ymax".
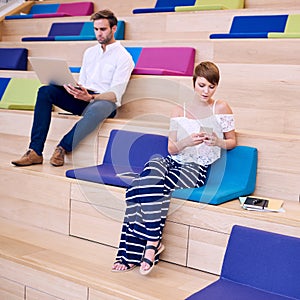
[{"xmin": 115, "ymin": 156, "xmax": 208, "ymax": 266}]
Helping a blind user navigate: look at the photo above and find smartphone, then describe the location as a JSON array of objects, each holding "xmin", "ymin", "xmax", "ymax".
[{"xmin": 200, "ymin": 126, "xmax": 213, "ymax": 135}]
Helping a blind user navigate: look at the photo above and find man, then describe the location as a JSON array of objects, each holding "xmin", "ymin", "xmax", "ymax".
[{"xmin": 12, "ymin": 9, "xmax": 134, "ymax": 167}]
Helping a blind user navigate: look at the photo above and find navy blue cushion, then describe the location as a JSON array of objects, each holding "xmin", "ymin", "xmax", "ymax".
[
  {"xmin": 66, "ymin": 130, "xmax": 169, "ymax": 187},
  {"xmin": 22, "ymin": 37, "xmax": 56, "ymax": 41},
  {"xmin": 48, "ymin": 22, "xmax": 84, "ymax": 36},
  {"xmin": 0, "ymin": 48, "xmax": 28, "ymax": 70}
]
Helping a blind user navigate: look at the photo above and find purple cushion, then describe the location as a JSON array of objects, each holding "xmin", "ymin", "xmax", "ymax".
[
  {"xmin": 186, "ymin": 225, "xmax": 300, "ymax": 299},
  {"xmin": 66, "ymin": 130, "xmax": 169, "ymax": 186},
  {"xmin": 186, "ymin": 279, "xmax": 291, "ymax": 300}
]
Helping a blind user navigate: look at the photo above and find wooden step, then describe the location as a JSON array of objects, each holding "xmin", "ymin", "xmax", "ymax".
[
  {"xmin": 1, "ymin": 37, "xmax": 300, "ymax": 66},
  {"xmin": 1, "ymin": 62, "xmax": 300, "ymax": 135},
  {"xmin": 1, "ymin": 106, "xmax": 299, "ymax": 201},
  {"xmin": 0, "ymin": 217, "xmax": 217, "ymax": 300},
  {"xmin": 2, "ymin": 7, "xmax": 300, "ymax": 42},
  {"xmin": 1, "ymin": 148, "xmax": 300, "ymax": 277}
]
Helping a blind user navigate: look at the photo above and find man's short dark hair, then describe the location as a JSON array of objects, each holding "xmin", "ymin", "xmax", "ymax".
[{"xmin": 90, "ymin": 9, "xmax": 118, "ymax": 27}]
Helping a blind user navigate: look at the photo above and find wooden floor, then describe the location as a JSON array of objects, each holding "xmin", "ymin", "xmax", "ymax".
[{"xmin": 0, "ymin": 217, "xmax": 217, "ymax": 300}]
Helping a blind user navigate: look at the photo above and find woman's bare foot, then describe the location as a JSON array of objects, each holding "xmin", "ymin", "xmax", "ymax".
[{"xmin": 112, "ymin": 261, "xmax": 136, "ymax": 272}]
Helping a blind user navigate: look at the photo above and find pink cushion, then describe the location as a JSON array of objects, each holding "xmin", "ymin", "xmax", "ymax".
[
  {"xmin": 133, "ymin": 47, "xmax": 195, "ymax": 76},
  {"xmin": 57, "ymin": 2, "xmax": 94, "ymax": 16},
  {"xmin": 33, "ymin": 13, "xmax": 70, "ymax": 18}
]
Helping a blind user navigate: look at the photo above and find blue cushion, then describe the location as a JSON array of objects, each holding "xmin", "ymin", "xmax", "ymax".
[
  {"xmin": 0, "ymin": 48, "xmax": 28, "ymax": 70},
  {"xmin": 230, "ymin": 15, "xmax": 288, "ymax": 33},
  {"xmin": 69, "ymin": 67, "xmax": 81, "ymax": 73},
  {"xmin": 133, "ymin": 0, "xmax": 195, "ymax": 13},
  {"xmin": 210, "ymin": 14, "xmax": 288, "ymax": 39},
  {"xmin": 114, "ymin": 20, "xmax": 125, "ymax": 40},
  {"xmin": 29, "ymin": 3, "xmax": 59, "ymax": 14},
  {"xmin": 210, "ymin": 32, "xmax": 270, "ymax": 39},
  {"xmin": 187, "ymin": 225, "xmax": 300, "ymax": 299},
  {"xmin": 22, "ymin": 21, "xmax": 125, "ymax": 42},
  {"xmin": 125, "ymin": 47, "xmax": 143, "ymax": 65},
  {"xmin": 66, "ymin": 130, "xmax": 169, "ymax": 187},
  {"xmin": 172, "ymin": 146, "xmax": 258, "ymax": 205},
  {"xmin": 5, "ymin": 14, "xmax": 34, "ymax": 19},
  {"xmin": 5, "ymin": 3, "xmax": 59, "ymax": 19},
  {"xmin": 55, "ymin": 35, "xmax": 96, "ymax": 41},
  {"xmin": 0, "ymin": 78, "xmax": 11, "ymax": 100}
]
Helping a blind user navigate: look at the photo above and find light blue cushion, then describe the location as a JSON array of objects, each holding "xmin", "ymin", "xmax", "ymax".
[
  {"xmin": 172, "ymin": 146, "xmax": 258, "ymax": 205},
  {"xmin": 125, "ymin": 47, "xmax": 143, "ymax": 65}
]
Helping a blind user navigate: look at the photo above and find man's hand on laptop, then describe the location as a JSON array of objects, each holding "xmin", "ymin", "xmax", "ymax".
[{"xmin": 64, "ymin": 84, "xmax": 94, "ymax": 102}]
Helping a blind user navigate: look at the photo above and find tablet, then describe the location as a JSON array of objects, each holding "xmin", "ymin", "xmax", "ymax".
[{"xmin": 29, "ymin": 57, "xmax": 77, "ymax": 86}]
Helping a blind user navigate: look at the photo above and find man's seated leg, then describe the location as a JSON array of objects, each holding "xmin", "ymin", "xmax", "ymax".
[
  {"xmin": 51, "ymin": 100, "xmax": 117, "ymax": 167},
  {"xmin": 11, "ymin": 85, "xmax": 87, "ymax": 167}
]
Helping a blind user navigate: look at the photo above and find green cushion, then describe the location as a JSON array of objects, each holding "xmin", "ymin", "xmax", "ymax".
[
  {"xmin": 268, "ymin": 14, "xmax": 300, "ymax": 38},
  {"xmin": 175, "ymin": 5, "xmax": 225, "ymax": 11},
  {"xmin": 268, "ymin": 32, "xmax": 300, "ymax": 38},
  {"xmin": 284, "ymin": 14, "xmax": 300, "ymax": 32},
  {"xmin": 0, "ymin": 78, "xmax": 42, "ymax": 110},
  {"xmin": 175, "ymin": 0, "xmax": 244, "ymax": 11}
]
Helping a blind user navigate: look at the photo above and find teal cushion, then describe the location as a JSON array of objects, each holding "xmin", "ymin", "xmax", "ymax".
[{"xmin": 172, "ymin": 146, "xmax": 258, "ymax": 205}]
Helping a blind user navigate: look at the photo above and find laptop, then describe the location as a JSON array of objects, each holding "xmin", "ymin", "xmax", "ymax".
[{"xmin": 29, "ymin": 57, "xmax": 78, "ymax": 87}]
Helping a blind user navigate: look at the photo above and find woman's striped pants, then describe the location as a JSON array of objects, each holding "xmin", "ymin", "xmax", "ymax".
[{"xmin": 114, "ymin": 156, "xmax": 208, "ymax": 266}]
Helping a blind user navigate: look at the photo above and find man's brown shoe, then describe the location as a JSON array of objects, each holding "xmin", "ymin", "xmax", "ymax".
[
  {"xmin": 50, "ymin": 146, "xmax": 66, "ymax": 167},
  {"xmin": 11, "ymin": 149, "xmax": 43, "ymax": 167}
]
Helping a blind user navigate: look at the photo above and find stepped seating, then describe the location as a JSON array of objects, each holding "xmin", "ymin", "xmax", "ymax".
[
  {"xmin": 1, "ymin": 110, "xmax": 300, "ymax": 276},
  {"xmin": 268, "ymin": 14, "xmax": 300, "ymax": 38},
  {"xmin": 1, "ymin": 0, "xmax": 300, "ymax": 296},
  {"xmin": 187, "ymin": 225, "xmax": 300, "ymax": 299},
  {"xmin": 5, "ymin": 1, "xmax": 94, "ymax": 20},
  {"xmin": 21, "ymin": 20, "xmax": 125, "ymax": 42},
  {"xmin": 175, "ymin": 0, "xmax": 244, "ymax": 12},
  {"xmin": 132, "ymin": 0, "xmax": 196, "ymax": 14},
  {"xmin": 210, "ymin": 14, "xmax": 288, "ymax": 39},
  {"xmin": 0, "ymin": 48, "xmax": 28, "ymax": 71},
  {"xmin": 0, "ymin": 77, "xmax": 42, "ymax": 110},
  {"xmin": 66, "ymin": 129, "xmax": 258, "ymax": 205}
]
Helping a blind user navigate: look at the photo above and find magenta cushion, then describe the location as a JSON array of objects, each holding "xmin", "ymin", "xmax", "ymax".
[{"xmin": 133, "ymin": 47, "xmax": 195, "ymax": 76}]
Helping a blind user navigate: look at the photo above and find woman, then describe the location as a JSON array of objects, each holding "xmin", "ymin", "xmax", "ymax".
[{"xmin": 112, "ymin": 61, "xmax": 237, "ymax": 275}]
